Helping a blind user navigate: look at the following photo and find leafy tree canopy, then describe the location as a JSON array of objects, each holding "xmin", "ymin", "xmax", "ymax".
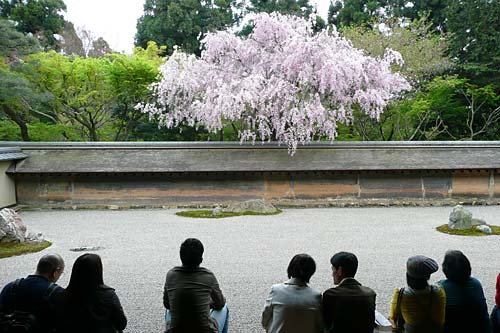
[
  {"xmin": 135, "ymin": 0, "xmax": 240, "ymax": 56},
  {"xmin": 0, "ymin": 0, "xmax": 67, "ymax": 49},
  {"xmin": 0, "ymin": 18, "xmax": 40, "ymax": 62},
  {"xmin": 445, "ymin": 0, "xmax": 500, "ymax": 88},
  {"xmin": 328, "ymin": 0, "xmax": 447, "ymax": 30},
  {"xmin": 247, "ymin": 0, "xmax": 313, "ymax": 17}
]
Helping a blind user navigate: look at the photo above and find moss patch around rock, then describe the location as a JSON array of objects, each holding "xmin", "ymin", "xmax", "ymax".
[
  {"xmin": 176, "ymin": 209, "xmax": 282, "ymax": 219},
  {"xmin": 436, "ymin": 224, "xmax": 500, "ymax": 236},
  {"xmin": 0, "ymin": 241, "xmax": 52, "ymax": 259}
]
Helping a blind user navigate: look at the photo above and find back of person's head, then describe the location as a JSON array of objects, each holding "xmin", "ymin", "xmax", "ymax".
[
  {"xmin": 406, "ymin": 273, "xmax": 429, "ymax": 290},
  {"xmin": 330, "ymin": 252, "xmax": 358, "ymax": 278},
  {"xmin": 36, "ymin": 253, "xmax": 65, "ymax": 282},
  {"xmin": 66, "ymin": 253, "xmax": 104, "ymax": 295},
  {"xmin": 180, "ymin": 238, "xmax": 204, "ymax": 267},
  {"xmin": 406, "ymin": 255, "xmax": 438, "ymax": 290},
  {"xmin": 287, "ymin": 253, "xmax": 316, "ymax": 283},
  {"xmin": 442, "ymin": 250, "xmax": 471, "ymax": 283}
]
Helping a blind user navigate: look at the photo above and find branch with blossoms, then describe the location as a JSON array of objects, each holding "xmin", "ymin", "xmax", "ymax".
[{"xmin": 137, "ymin": 13, "xmax": 411, "ymax": 155}]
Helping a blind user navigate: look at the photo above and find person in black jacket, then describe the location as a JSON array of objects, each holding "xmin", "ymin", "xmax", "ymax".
[
  {"xmin": 322, "ymin": 251, "xmax": 376, "ymax": 333},
  {"xmin": 0, "ymin": 253, "xmax": 65, "ymax": 333},
  {"xmin": 55, "ymin": 253, "xmax": 127, "ymax": 333}
]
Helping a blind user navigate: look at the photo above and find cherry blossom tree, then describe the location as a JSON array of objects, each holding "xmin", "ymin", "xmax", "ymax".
[{"xmin": 138, "ymin": 13, "xmax": 410, "ymax": 154}]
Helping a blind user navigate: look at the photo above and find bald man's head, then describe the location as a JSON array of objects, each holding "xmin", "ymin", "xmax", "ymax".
[{"xmin": 36, "ymin": 254, "xmax": 65, "ymax": 282}]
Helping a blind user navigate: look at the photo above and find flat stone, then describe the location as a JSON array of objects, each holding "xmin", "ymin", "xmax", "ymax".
[
  {"xmin": 475, "ymin": 225, "xmax": 492, "ymax": 234},
  {"xmin": 70, "ymin": 246, "xmax": 104, "ymax": 252},
  {"xmin": 222, "ymin": 199, "xmax": 278, "ymax": 214}
]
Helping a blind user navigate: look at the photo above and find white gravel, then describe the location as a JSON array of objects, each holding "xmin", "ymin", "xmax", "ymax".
[{"xmin": 1, "ymin": 207, "xmax": 499, "ymax": 332}]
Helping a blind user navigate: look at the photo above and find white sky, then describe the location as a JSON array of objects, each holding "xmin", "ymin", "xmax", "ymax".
[{"xmin": 63, "ymin": 0, "xmax": 330, "ymax": 54}]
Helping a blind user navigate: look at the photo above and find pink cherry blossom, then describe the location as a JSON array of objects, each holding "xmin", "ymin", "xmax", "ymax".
[{"xmin": 137, "ymin": 13, "xmax": 410, "ymax": 155}]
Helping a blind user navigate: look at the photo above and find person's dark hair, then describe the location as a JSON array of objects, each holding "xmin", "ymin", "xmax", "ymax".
[
  {"xmin": 330, "ymin": 252, "xmax": 358, "ymax": 278},
  {"xmin": 36, "ymin": 254, "xmax": 64, "ymax": 275},
  {"xmin": 287, "ymin": 254, "xmax": 316, "ymax": 283},
  {"xmin": 442, "ymin": 250, "xmax": 471, "ymax": 283},
  {"xmin": 406, "ymin": 273, "xmax": 429, "ymax": 290},
  {"xmin": 180, "ymin": 238, "xmax": 204, "ymax": 267},
  {"xmin": 65, "ymin": 253, "xmax": 104, "ymax": 300}
]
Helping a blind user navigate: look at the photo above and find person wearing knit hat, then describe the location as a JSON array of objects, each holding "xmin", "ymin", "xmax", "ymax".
[
  {"xmin": 492, "ymin": 273, "xmax": 500, "ymax": 333},
  {"xmin": 389, "ymin": 255, "xmax": 446, "ymax": 333}
]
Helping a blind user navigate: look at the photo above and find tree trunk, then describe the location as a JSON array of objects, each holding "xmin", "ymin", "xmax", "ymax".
[{"xmin": 3, "ymin": 106, "xmax": 30, "ymax": 141}]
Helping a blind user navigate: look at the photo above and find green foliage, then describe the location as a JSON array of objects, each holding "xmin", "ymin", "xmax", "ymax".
[
  {"xmin": 248, "ymin": 0, "xmax": 313, "ymax": 17},
  {"xmin": 327, "ymin": 0, "xmax": 447, "ymax": 29},
  {"xmin": 420, "ymin": 77, "xmax": 500, "ymax": 140},
  {"xmin": 0, "ymin": 118, "xmax": 22, "ymax": 140},
  {"xmin": 107, "ymin": 43, "xmax": 163, "ymax": 140},
  {"xmin": 328, "ymin": 0, "xmax": 381, "ymax": 27},
  {"xmin": 445, "ymin": 0, "xmax": 500, "ymax": 88},
  {"xmin": 176, "ymin": 209, "xmax": 282, "ymax": 218},
  {"xmin": 0, "ymin": 65, "xmax": 52, "ymax": 141},
  {"xmin": 341, "ymin": 17, "xmax": 452, "ymax": 86},
  {"xmin": 135, "ymin": 0, "xmax": 239, "ymax": 56},
  {"xmin": 0, "ymin": 18, "xmax": 40, "ymax": 62},
  {"xmin": 0, "ymin": 241, "xmax": 52, "ymax": 259},
  {"xmin": 436, "ymin": 224, "xmax": 500, "ymax": 237},
  {"xmin": 0, "ymin": 0, "xmax": 66, "ymax": 49},
  {"xmin": 19, "ymin": 51, "xmax": 115, "ymax": 141}
]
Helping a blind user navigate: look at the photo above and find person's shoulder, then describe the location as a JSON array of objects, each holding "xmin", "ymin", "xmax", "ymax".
[
  {"xmin": 322, "ymin": 286, "xmax": 338, "ymax": 297},
  {"xmin": 430, "ymin": 284, "xmax": 446, "ymax": 296},
  {"xmin": 0, "ymin": 280, "xmax": 15, "ymax": 297},
  {"xmin": 359, "ymin": 284, "xmax": 377, "ymax": 296},
  {"xmin": 97, "ymin": 285, "xmax": 120, "ymax": 301},
  {"xmin": 468, "ymin": 276, "xmax": 483, "ymax": 286},
  {"xmin": 308, "ymin": 285, "xmax": 322, "ymax": 297}
]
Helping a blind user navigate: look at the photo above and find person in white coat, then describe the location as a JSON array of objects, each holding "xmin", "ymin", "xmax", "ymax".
[{"xmin": 262, "ymin": 253, "xmax": 323, "ymax": 333}]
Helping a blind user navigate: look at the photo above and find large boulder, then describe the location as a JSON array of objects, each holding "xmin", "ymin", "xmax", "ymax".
[
  {"xmin": 223, "ymin": 199, "xmax": 278, "ymax": 214},
  {"xmin": 448, "ymin": 205, "xmax": 473, "ymax": 230},
  {"xmin": 0, "ymin": 208, "xmax": 27, "ymax": 243}
]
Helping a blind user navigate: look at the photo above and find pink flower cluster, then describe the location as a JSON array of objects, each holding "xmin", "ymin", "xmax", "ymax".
[{"xmin": 138, "ymin": 13, "xmax": 410, "ymax": 154}]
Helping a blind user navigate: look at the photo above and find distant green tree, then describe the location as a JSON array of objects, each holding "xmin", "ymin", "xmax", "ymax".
[
  {"xmin": 384, "ymin": 0, "xmax": 448, "ymax": 31},
  {"xmin": 135, "ymin": 0, "xmax": 239, "ymax": 56},
  {"xmin": 422, "ymin": 77, "xmax": 500, "ymax": 140},
  {"xmin": 0, "ymin": 65, "xmax": 52, "ymax": 141},
  {"xmin": 247, "ymin": 0, "xmax": 313, "ymax": 17},
  {"xmin": 107, "ymin": 42, "xmax": 164, "ymax": 141},
  {"xmin": 0, "ymin": 0, "xmax": 67, "ymax": 49},
  {"xmin": 340, "ymin": 18, "xmax": 455, "ymax": 141},
  {"xmin": 341, "ymin": 17, "xmax": 452, "ymax": 86},
  {"xmin": 327, "ymin": 0, "xmax": 447, "ymax": 30},
  {"xmin": 0, "ymin": 18, "xmax": 39, "ymax": 62},
  {"xmin": 21, "ymin": 52, "xmax": 116, "ymax": 141},
  {"xmin": 327, "ymin": 0, "xmax": 382, "ymax": 27},
  {"xmin": 445, "ymin": 0, "xmax": 500, "ymax": 88}
]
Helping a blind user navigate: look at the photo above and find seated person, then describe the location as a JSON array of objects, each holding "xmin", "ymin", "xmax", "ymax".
[
  {"xmin": 438, "ymin": 250, "xmax": 490, "ymax": 333},
  {"xmin": 322, "ymin": 251, "xmax": 376, "ymax": 333},
  {"xmin": 0, "ymin": 253, "xmax": 65, "ymax": 333},
  {"xmin": 262, "ymin": 253, "xmax": 323, "ymax": 333},
  {"xmin": 164, "ymin": 238, "xmax": 228, "ymax": 333},
  {"xmin": 55, "ymin": 253, "xmax": 127, "ymax": 333},
  {"xmin": 389, "ymin": 255, "xmax": 445, "ymax": 333}
]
